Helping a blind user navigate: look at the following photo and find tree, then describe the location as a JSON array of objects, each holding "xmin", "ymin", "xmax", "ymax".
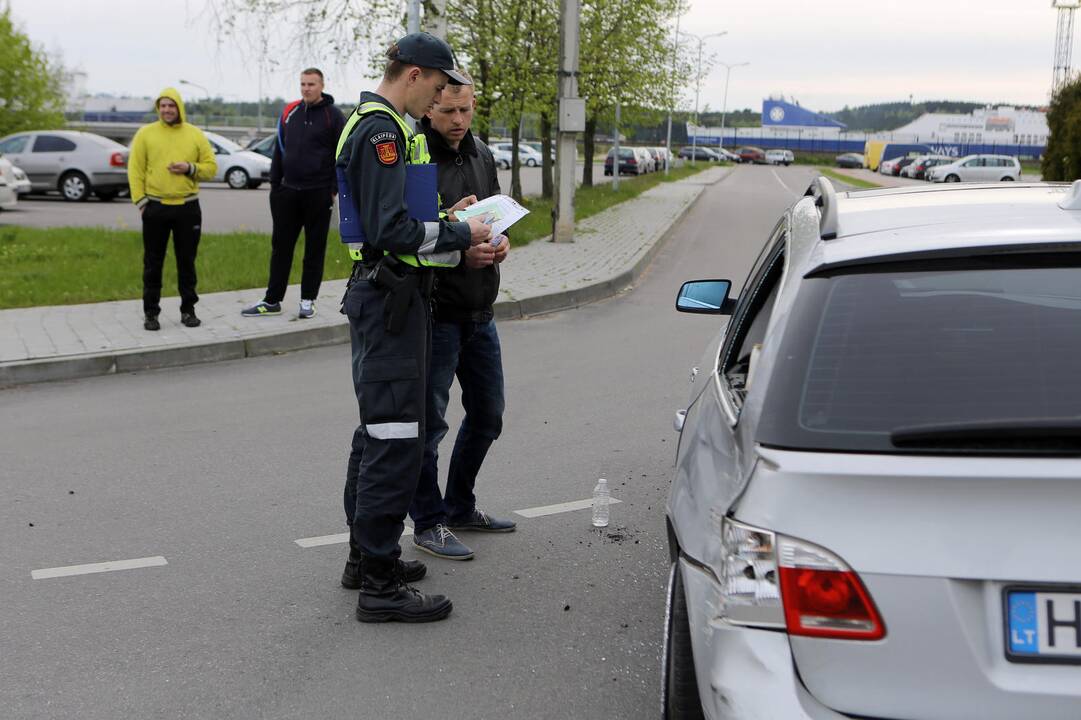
[
  {"xmin": 1042, "ymin": 79, "xmax": 1081, "ymax": 181},
  {"xmin": 0, "ymin": 7, "xmax": 66, "ymax": 137}
]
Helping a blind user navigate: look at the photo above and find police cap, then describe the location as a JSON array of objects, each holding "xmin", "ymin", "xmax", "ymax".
[{"xmin": 393, "ymin": 33, "xmax": 470, "ymax": 85}]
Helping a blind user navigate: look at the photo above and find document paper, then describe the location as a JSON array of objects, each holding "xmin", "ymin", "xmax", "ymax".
[{"xmin": 454, "ymin": 194, "xmax": 530, "ymax": 237}]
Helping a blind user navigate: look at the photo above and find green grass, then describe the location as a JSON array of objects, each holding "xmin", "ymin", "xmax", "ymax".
[
  {"xmin": 815, "ymin": 167, "xmax": 882, "ymax": 189},
  {"xmin": 0, "ymin": 164, "xmax": 712, "ymax": 309},
  {"xmin": 0, "ymin": 226, "xmax": 354, "ymax": 310}
]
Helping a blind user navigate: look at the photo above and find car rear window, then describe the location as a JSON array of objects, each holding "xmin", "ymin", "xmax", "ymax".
[{"xmin": 757, "ymin": 254, "xmax": 1081, "ymax": 453}]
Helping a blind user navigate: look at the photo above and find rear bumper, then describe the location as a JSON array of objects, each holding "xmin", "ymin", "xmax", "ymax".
[
  {"xmin": 679, "ymin": 559, "xmax": 847, "ymax": 720},
  {"xmin": 87, "ymin": 171, "xmax": 128, "ymax": 189}
]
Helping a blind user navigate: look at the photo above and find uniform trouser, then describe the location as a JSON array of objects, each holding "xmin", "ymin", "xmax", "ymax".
[
  {"xmin": 342, "ymin": 276, "xmax": 430, "ymax": 560},
  {"xmin": 409, "ymin": 319, "xmax": 506, "ymax": 533},
  {"xmin": 141, "ymin": 200, "xmax": 201, "ymax": 317},
  {"xmin": 264, "ymin": 186, "xmax": 333, "ymax": 304}
]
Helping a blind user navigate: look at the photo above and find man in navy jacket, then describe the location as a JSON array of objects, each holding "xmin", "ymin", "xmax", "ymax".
[{"xmin": 243, "ymin": 68, "xmax": 346, "ymax": 319}]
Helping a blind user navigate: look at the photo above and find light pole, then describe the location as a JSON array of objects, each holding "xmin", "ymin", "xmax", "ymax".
[
  {"xmin": 663, "ymin": 6, "xmax": 682, "ymax": 175},
  {"xmin": 718, "ymin": 61, "xmax": 749, "ymax": 152},
  {"xmin": 681, "ymin": 31, "xmax": 726, "ymax": 164}
]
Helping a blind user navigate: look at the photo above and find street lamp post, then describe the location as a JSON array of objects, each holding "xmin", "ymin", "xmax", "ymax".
[
  {"xmin": 683, "ymin": 31, "xmax": 726, "ymax": 165},
  {"xmin": 718, "ymin": 61, "xmax": 749, "ymax": 151},
  {"xmin": 663, "ymin": 8, "xmax": 682, "ymax": 176}
]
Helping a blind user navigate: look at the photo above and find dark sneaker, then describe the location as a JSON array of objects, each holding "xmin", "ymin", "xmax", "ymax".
[
  {"xmin": 342, "ymin": 553, "xmax": 426, "ymax": 589},
  {"xmin": 448, "ymin": 509, "xmax": 517, "ymax": 533},
  {"xmin": 413, "ymin": 524, "xmax": 474, "ymax": 560},
  {"xmin": 299, "ymin": 299, "xmax": 316, "ymax": 319},
  {"xmin": 144, "ymin": 315, "xmax": 160, "ymax": 331},
  {"xmin": 241, "ymin": 301, "xmax": 281, "ymax": 317},
  {"xmin": 180, "ymin": 312, "xmax": 201, "ymax": 327}
]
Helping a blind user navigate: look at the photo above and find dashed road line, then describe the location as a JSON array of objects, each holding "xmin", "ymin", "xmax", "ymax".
[
  {"xmin": 514, "ymin": 497, "xmax": 622, "ymax": 518},
  {"xmin": 31, "ymin": 556, "xmax": 168, "ymax": 580},
  {"xmin": 295, "ymin": 527, "xmax": 413, "ymax": 548}
]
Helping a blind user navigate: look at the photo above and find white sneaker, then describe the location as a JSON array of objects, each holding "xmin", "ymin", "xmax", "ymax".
[{"xmin": 299, "ymin": 299, "xmax": 316, "ymax": 319}]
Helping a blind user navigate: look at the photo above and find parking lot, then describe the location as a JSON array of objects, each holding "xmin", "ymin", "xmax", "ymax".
[{"xmin": 0, "ymin": 163, "xmax": 620, "ymax": 232}]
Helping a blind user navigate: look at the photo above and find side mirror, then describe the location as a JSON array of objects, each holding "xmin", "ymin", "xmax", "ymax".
[{"xmin": 676, "ymin": 279, "xmax": 736, "ymax": 314}]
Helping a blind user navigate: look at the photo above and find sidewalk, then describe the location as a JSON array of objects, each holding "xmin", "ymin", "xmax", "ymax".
[{"xmin": 0, "ymin": 166, "xmax": 728, "ymax": 386}]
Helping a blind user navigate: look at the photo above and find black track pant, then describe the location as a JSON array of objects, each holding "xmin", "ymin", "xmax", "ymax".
[
  {"xmin": 142, "ymin": 200, "xmax": 201, "ymax": 317},
  {"xmin": 264, "ymin": 186, "xmax": 333, "ymax": 304},
  {"xmin": 342, "ymin": 276, "xmax": 430, "ymax": 560}
]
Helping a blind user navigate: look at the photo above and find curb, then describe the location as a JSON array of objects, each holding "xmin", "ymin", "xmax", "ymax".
[{"xmin": 1, "ymin": 170, "xmax": 726, "ymax": 388}]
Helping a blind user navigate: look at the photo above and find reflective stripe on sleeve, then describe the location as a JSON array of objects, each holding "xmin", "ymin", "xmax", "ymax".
[
  {"xmin": 365, "ymin": 422, "xmax": 419, "ymax": 439},
  {"xmin": 418, "ymin": 222, "xmax": 440, "ymax": 254},
  {"xmin": 423, "ymin": 250, "xmax": 460, "ymax": 266}
]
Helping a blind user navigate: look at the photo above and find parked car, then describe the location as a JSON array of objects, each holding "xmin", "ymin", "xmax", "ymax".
[
  {"xmin": 0, "ymin": 157, "xmax": 19, "ymax": 210},
  {"xmin": 878, "ymin": 155, "xmax": 904, "ymax": 175},
  {"xmin": 245, "ymin": 134, "xmax": 276, "ymax": 160},
  {"xmin": 491, "ymin": 147, "xmax": 512, "ymax": 170},
  {"xmin": 835, "ymin": 153, "xmax": 864, "ymax": 169},
  {"xmin": 652, "ymin": 146, "xmax": 674, "ymax": 169},
  {"xmin": 718, "ymin": 148, "xmax": 741, "ymax": 163},
  {"xmin": 646, "ymin": 147, "xmax": 666, "ymax": 170},
  {"xmin": 203, "ymin": 131, "xmax": 272, "ymax": 189},
  {"xmin": 604, "ymin": 146, "xmax": 646, "ymax": 175},
  {"xmin": 900, "ymin": 154, "xmax": 954, "ymax": 180},
  {"xmin": 927, "ymin": 154, "xmax": 1022, "ymax": 183},
  {"xmin": 891, "ymin": 156, "xmax": 917, "ymax": 176},
  {"xmin": 665, "ymin": 176, "xmax": 1081, "ymax": 718},
  {"xmin": 634, "ymin": 146, "xmax": 656, "ymax": 173},
  {"xmin": 765, "ymin": 149, "xmax": 795, "ymax": 166},
  {"xmin": 678, "ymin": 146, "xmax": 720, "ymax": 162},
  {"xmin": 737, "ymin": 146, "xmax": 767, "ymax": 164},
  {"xmin": 0, "ymin": 156, "xmax": 31, "ymax": 195},
  {"xmin": 492, "ymin": 142, "xmax": 543, "ymax": 167},
  {"xmin": 0, "ymin": 130, "xmax": 129, "ymax": 201},
  {"xmin": 522, "ymin": 141, "xmax": 554, "ymax": 163}
]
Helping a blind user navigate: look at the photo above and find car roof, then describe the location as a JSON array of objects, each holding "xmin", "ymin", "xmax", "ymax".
[{"xmin": 795, "ymin": 183, "xmax": 1081, "ymax": 274}]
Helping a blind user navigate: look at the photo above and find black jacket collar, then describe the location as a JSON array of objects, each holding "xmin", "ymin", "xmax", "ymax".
[{"xmin": 421, "ymin": 116, "xmax": 478, "ymax": 162}]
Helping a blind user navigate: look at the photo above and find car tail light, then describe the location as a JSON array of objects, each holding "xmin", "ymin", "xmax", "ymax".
[
  {"xmin": 628, "ymin": 157, "xmax": 636, "ymax": 164},
  {"xmin": 719, "ymin": 518, "xmax": 885, "ymax": 639},
  {"xmin": 778, "ymin": 536, "xmax": 885, "ymax": 640},
  {"xmin": 110, "ymin": 152, "xmax": 126, "ymax": 167}
]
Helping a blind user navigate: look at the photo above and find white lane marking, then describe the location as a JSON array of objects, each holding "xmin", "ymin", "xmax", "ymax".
[
  {"xmin": 771, "ymin": 168, "xmax": 796, "ymax": 194},
  {"xmin": 295, "ymin": 527, "xmax": 413, "ymax": 548},
  {"xmin": 514, "ymin": 497, "xmax": 622, "ymax": 518},
  {"xmin": 31, "ymin": 556, "xmax": 168, "ymax": 580}
]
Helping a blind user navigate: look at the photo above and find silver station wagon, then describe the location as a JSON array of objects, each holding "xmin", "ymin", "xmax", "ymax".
[{"xmin": 663, "ymin": 179, "xmax": 1081, "ymax": 719}]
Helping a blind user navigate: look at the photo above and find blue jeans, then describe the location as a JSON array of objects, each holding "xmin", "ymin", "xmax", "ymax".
[{"xmin": 409, "ymin": 319, "xmax": 505, "ymax": 533}]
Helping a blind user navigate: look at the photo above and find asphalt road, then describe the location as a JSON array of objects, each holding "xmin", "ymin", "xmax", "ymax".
[
  {"xmin": 0, "ymin": 164, "xmax": 814, "ymax": 719},
  {"xmin": 0, "ymin": 163, "xmax": 618, "ymax": 233}
]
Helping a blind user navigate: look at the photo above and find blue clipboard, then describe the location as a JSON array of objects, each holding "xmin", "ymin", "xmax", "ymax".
[{"xmin": 338, "ymin": 163, "xmax": 439, "ymax": 244}]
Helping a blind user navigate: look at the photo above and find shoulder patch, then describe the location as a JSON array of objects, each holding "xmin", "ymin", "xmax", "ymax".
[
  {"xmin": 375, "ymin": 141, "xmax": 399, "ymax": 166},
  {"xmin": 370, "ymin": 131, "xmax": 398, "ymax": 145}
]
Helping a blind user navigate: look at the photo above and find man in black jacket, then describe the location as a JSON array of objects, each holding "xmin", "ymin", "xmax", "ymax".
[
  {"xmin": 243, "ymin": 68, "xmax": 346, "ymax": 319},
  {"xmin": 407, "ymin": 71, "xmax": 517, "ymax": 561}
]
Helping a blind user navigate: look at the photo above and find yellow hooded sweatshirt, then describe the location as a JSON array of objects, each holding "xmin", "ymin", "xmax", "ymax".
[{"xmin": 127, "ymin": 88, "xmax": 217, "ymax": 207}]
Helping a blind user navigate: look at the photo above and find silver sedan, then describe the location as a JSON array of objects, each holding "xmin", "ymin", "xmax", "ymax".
[{"xmin": 0, "ymin": 130, "xmax": 129, "ymax": 201}]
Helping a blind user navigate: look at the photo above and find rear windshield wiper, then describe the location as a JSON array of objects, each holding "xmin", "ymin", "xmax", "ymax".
[{"xmin": 891, "ymin": 418, "xmax": 1081, "ymax": 449}]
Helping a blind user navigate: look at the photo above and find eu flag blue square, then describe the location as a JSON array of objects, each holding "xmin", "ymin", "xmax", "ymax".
[{"xmin": 1008, "ymin": 592, "xmax": 1039, "ymax": 654}]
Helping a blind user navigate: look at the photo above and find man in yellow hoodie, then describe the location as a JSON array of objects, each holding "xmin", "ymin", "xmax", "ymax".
[{"xmin": 128, "ymin": 88, "xmax": 217, "ymax": 331}]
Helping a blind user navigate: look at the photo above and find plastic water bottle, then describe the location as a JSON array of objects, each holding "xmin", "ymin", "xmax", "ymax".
[{"xmin": 592, "ymin": 478, "xmax": 610, "ymax": 528}]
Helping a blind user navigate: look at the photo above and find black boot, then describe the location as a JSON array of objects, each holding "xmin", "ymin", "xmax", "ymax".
[
  {"xmin": 355, "ymin": 555, "xmax": 452, "ymax": 623},
  {"xmin": 341, "ymin": 545, "xmax": 426, "ymax": 589}
]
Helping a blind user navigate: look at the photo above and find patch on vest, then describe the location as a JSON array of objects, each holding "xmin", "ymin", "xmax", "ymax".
[
  {"xmin": 375, "ymin": 141, "xmax": 398, "ymax": 165},
  {"xmin": 370, "ymin": 131, "xmax": 397, "ymax": 145}
]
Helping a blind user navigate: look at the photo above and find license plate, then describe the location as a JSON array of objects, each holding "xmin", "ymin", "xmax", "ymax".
[{"xmin": 1005, "ymin": 587, "xmax": 1081, "ymax": 664}]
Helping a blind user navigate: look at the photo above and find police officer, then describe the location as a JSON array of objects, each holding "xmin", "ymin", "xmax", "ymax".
[{"xmin": 336, "ymin": 33, "xmax": 491, "ymax": 623}]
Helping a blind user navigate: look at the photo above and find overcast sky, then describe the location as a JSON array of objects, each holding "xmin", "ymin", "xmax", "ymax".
[{"xmin": 7, "ymin": 0, "xmax": 1061, "ymax": 116}]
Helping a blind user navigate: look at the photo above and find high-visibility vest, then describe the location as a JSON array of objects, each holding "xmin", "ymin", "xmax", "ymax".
[{"xmin": 336, "ymin": 101, "xmax": 452, "ymax": 266}]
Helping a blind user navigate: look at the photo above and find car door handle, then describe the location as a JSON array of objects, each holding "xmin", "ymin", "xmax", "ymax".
[{"xmin": 674, "ymin": 409, "xmax": 686, "ymax": 432}]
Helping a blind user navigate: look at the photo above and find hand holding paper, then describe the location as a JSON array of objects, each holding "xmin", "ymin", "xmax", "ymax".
[{"xmin": 454, "ymin": 194, "xmax": 530, "ymax": 237}]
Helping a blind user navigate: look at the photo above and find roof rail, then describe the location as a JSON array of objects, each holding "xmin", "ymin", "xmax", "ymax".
[
  {"xmin": 804, "ymin": 176, "xmax": 838, "ymax": 239},
  {"xmin": 1059, "ymin": 180, "xmax": 1081, "ymax": 210}
]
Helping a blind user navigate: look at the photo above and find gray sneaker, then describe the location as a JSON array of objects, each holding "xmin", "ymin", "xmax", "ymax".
[
  {"xmin": 413, "ymin": 524, "xmax": 474, "ymax": 561},
  {"xmin": 448, "ymin": 509, "xmax": 517, "ymax": 533},
  {"xmin": 299, "ymin": 299, "xmax": 316, "ymax": 319},
  {"xmin": 241, "ymin": 301, "xmax": 281, "ymax": 317}
]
